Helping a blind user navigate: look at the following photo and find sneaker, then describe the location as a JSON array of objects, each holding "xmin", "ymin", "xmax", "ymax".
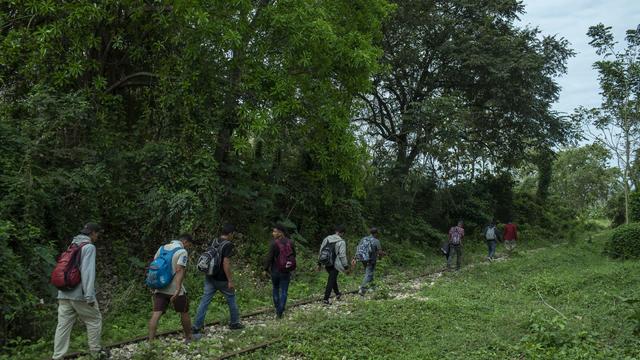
[
  {"xmin": 276, "ymin": 312, "xmax": 283, "ymax": 319},
  {"xmin": 358, "ymin": 288, "xmax": 365, "ymax": 297},
  {"xmin": 322, "ymin": 299, "xmax": 331, "ymax": 305},
  {"xmin": 229, "ymin": 323, "xmax": 245, "ymax": 330},
  {"xmin": 192, "ymin": 333, "xmax": 203, "ymax": 341},
  {"xmin": 336, "ymin": 293, "xmax": 342, "ymax": 301}
]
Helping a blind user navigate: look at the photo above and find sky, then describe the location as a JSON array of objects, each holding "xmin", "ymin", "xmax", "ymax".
[{"xmin": 518, "ymin": 0, "xmax": 640, "ymax": 115}]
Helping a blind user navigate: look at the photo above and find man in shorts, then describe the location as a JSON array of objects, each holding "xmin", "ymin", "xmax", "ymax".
[{"xmin": 148, "ymin": 234, "xmax": 195, "ymax": 342}]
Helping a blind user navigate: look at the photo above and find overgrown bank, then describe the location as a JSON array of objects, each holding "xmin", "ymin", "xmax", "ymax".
[
  {"xmin": 243, "ymin": 230, "xmax": 640, "ymax": 359},
  {"xmin": 7, "ymin": 227, "xmax": 629, "ymax": 360}
]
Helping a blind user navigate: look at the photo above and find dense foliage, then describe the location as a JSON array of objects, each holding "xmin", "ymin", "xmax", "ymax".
[
  {"xmin": 607, "ymin": 222, "xmax": 640, "ymax": 259},
  {"xmin": 0, "ymin": 0, "xmax": 590, "ymax": 353}
]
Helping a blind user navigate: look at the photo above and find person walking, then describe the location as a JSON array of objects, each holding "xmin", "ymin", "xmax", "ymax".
[
  {"xmin": 447, "ymin": 220, "xmax": 465, "ymax": 270},
  {"xmin": 263, "ymin": 224, "xmax": 296, "ymax": 319},
  {"xmin": 318, "ymin": 225, "xmax": 350, "ymax": 305},
  {"xmin": 483, "ymin": 220, "xmax": 500, "ymax": 261},
  {"xmin": 52, "ymin": 223, "xmax": 105, "ymax": 360},
  {"xmin": 192, "ymin": 224, "xmax": 244, "ymax": 339},
  {"xmin": 503, "ymin": 220, "xmax": 518, "ymax": 251},
  {"xmin": 148, "ymin": 234, "xmax": 195, "ymax": 342},
  {"xmin": 354, "ymin": 227, "xmax": 383, "ymax": 296}
]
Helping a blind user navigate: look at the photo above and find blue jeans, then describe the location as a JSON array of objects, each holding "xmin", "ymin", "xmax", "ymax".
[
  {"xmin": 360, "ymin": 262, "xmax": 376, "ymax": 292},
  {"xmin": 271, "ymin": 270, "xmax": 291, "ymax": 316},
  {"xmin": 487, "ymin": 240, "xmax": 497, "ymax": 259},
  {"xmin": 193, "ymin": 278, "xmax": 240, "ymax": 330}
]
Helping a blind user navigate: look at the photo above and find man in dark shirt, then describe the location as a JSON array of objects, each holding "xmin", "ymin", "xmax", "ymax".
[
  {"xmin": 192, "ymin": 224, "xmax": 244, "ymax": 339},
  {"xmin": 263, "ymin": 224, "xmax": 296, "ymax": 319}
]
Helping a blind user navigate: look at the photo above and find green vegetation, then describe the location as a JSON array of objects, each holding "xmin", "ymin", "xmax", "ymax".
[
  {"xmin": 0, "ymin": 0, "xmax": 638, "ymax": 359},
  {"xmin": 607, "ymin": 222, "xmax": 640, "ymax": 259},
  {"xmin": 237, "ymin": 232, "xmax": 639, "ymax": 359}
]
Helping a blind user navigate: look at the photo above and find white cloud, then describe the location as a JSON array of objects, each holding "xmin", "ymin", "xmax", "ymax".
[{"xmin": 519, "ymin": 0, "xmax": 640, "ymax": 114}]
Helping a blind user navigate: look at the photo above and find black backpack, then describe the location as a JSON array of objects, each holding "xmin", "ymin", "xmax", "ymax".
[
  {"xmin": 196, "ymin": 239, "xmax": 230, "ymax": 276},
  {"xmin": 318, "ymin": 241, "xmax": 336, "ymax": 266}
]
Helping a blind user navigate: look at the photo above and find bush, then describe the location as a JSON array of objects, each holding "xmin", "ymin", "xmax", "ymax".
[
  {"xmin": 607, "ymin": 222, "xmax": 640, "ymax": 259},
  {"xmin": 630, "ymin": 191, "xmax": 640, "ymax": 223}
]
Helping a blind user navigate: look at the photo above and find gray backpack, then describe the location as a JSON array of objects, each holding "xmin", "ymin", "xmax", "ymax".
[{"xmin": 196, "ymin": 239, "xmax": 229, "ymax": 276}]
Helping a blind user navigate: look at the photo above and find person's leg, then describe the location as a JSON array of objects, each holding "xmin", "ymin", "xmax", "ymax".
[
  {"xmin": 456, "ymin": 245, "xmax": 463, "ymax": 270},
  {"xmin": 217, "ymin": 281, "xmax": 241, "ymax": 326},
  {"xmin": 332, "ymin": 268, "xmax": 341, "ymax": 298},
  {"xmin": 180, "ymin": 312, "xmax": 192, "ymax": 341},
  {"xmin": 148, "ymin": 311, "xmax": 163, "ymax": 340},
  {"xmin": 73, "ymin": 300, "xmax": 103, "ymax": 354},
  {"xmin": 447, "ymin": 245, "xmax": 453, "ymax": 268},
  {"xmin": 149, "ymin": 293, "xmax": 169, "ymax": 340},
  {"xmin": 506, "ymin": 240, "xmax": 514, "ymax": 251},
  {"xmin": 323, "ymin": 266, "xmax": 335, "ymax": 301},
  {"xmin": 193, "ymin": 278, "xmax": 217, "ymax": 332},
  {"xmin": 271, "ymin": 271, "xmax": 281, "ymax": 314},
  {"xmin": 52, "ymin": 300, "xmax": 77, "ymax": 359},
  {"xmin": 278, "ymin": 273, "xmax": 291, "ymax": 316},
  {"xmin": 360, "ymin": 262, "xmax": 375, "ymax": 293},
  {"xmin": 172, "ymin": 294, "xmax": 191, "ymax": 341},
  {"xmin": 489, "ymin": 240, "xmax": 496, "ymax": 259}
]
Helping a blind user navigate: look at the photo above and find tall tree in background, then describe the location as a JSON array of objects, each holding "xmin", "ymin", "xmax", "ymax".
[
  {"xmin": 356, "ymin": 0, "xmax": 575, "ymax": 187},
  {"xmin": 578, "ymin": 23, "xmax": 640, "ymax": 224},
  {"xmin": 550, "ymin": 144, "xmax": 620, "ymax": 218}
]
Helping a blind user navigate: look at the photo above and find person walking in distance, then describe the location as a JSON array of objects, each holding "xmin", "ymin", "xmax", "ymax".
[
  {"xmin": 447, "ymin": 220, "xmax": 465, "ymax": 270},
  {"xmin": 52, "ymin": 223, "xmax": 105, "ymax": 360},
  {"xmin": 318, "ymin": 225, "xmax": 350, "ymax": 305},
  {"xmin": 263, "ymin": 224, "xmax": 297, "ymax": 319},
  {"xmin": 192, "ymin": 224, "xmax": 244, "ymax": 339},
  {"xmin": 503, "ymin": 220, "xmax": 518, "ymax": 251},
  {"xmin": 483, "ymin": 220, "xmax": 500, "ymax": 261},
  {"xmin": 353, "ymin": 227, "xmax": 384, "ymax": 296},
  {"xmin": 148, "ymin": 234, "xmax": 195, "ymax": 342}
]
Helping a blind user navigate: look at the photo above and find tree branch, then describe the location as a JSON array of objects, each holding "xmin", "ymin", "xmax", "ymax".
[{"xmin": 105, "ymin": 72, "xmax": 160, "ymax": 93}]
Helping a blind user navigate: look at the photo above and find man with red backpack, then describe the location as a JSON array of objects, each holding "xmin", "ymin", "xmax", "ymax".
[
  {"xmin": 51, "ymin": 223, "xmax": 105, "ymax": 360},
  {"xmin": 447, "ymin": 220, "xmax": 465, "ymax": 270},
  {"xmin": 263, "ymin": 224, "xmax": 296, "ymax": 319}
]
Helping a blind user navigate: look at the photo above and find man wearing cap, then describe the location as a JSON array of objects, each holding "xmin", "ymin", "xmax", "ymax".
[
  {"xmin": 263, "ymin": 224, "xmax": 296, "ymax": 319},
  {"xmin": 52, "ymin": 223, "xmax": 104, "ymax": 360}
]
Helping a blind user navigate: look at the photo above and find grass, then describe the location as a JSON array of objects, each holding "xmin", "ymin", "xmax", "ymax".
[
  {"xmin": 239, "ymin": 231, "xmax": 640, "ymax": 359},
  {"xmin": 6, "ymin": 230, "xmax": 638, "ymax": 359}
]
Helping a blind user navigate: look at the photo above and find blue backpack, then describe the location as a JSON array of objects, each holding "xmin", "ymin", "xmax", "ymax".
[{"xmin": 145, "ymin": 245, "xmax": 182, "ymax": 289}]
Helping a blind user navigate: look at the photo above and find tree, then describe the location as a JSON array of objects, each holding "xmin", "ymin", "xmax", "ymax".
[
  {"xmin": 356, "ymin": 0, "xmax": 576, "ymax": 187},
  {"xmin": 578, "ymin": 23, "xmax": 640, "ymax": 224},
  {"xmin": 549, "ymin": 144, "xmax": 620, "ymax": 218}
]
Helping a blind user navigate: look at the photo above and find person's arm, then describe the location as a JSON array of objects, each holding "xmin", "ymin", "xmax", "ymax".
[
  {"xmin": 223, "ymin": 257, "xmax": 234, "ymax": 289},
  {"xmin": 170, "ymin": 265, "xmax": 186, "ymax": 302},
  {"xmin": 338, "ymin": 241, "xmax": 349, "ymax": 271},
  {"xmin": 317, "ymin": 237, "xmax": 327, "ymax": 269},
  {"xmin": 80, "ymin": 244, "xmax": 97, "ymax": 304},
  {"xmin": 263, "ymin": 241, "xmax": 276, "ymax": 272}
]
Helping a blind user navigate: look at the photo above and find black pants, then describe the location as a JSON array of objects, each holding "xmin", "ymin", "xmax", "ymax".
[
  {"xmin": 324, "ymin": 266, "xmax": 340, "ymax": 300},
  {"xmin": 447, "ymin": 244, "xmax": 463, "ymax": 269}
]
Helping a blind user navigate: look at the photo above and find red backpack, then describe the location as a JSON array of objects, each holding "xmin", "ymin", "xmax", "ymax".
[
  {"xmin": 50, "ymin": 242, "xmax": 88, "ymax": 290},
  {"xmin": 275, "ymin": 238, "xmax": 296, "ymax": 272}
]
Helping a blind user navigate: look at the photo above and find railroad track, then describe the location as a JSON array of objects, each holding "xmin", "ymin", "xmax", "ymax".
[
  {"xmin": 59, "ymin": 267, "xmax": 449, "ymax": 359},
  {"xmin": 61, "ymin": 254, "xmax": 518, "ymax": 359}
]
